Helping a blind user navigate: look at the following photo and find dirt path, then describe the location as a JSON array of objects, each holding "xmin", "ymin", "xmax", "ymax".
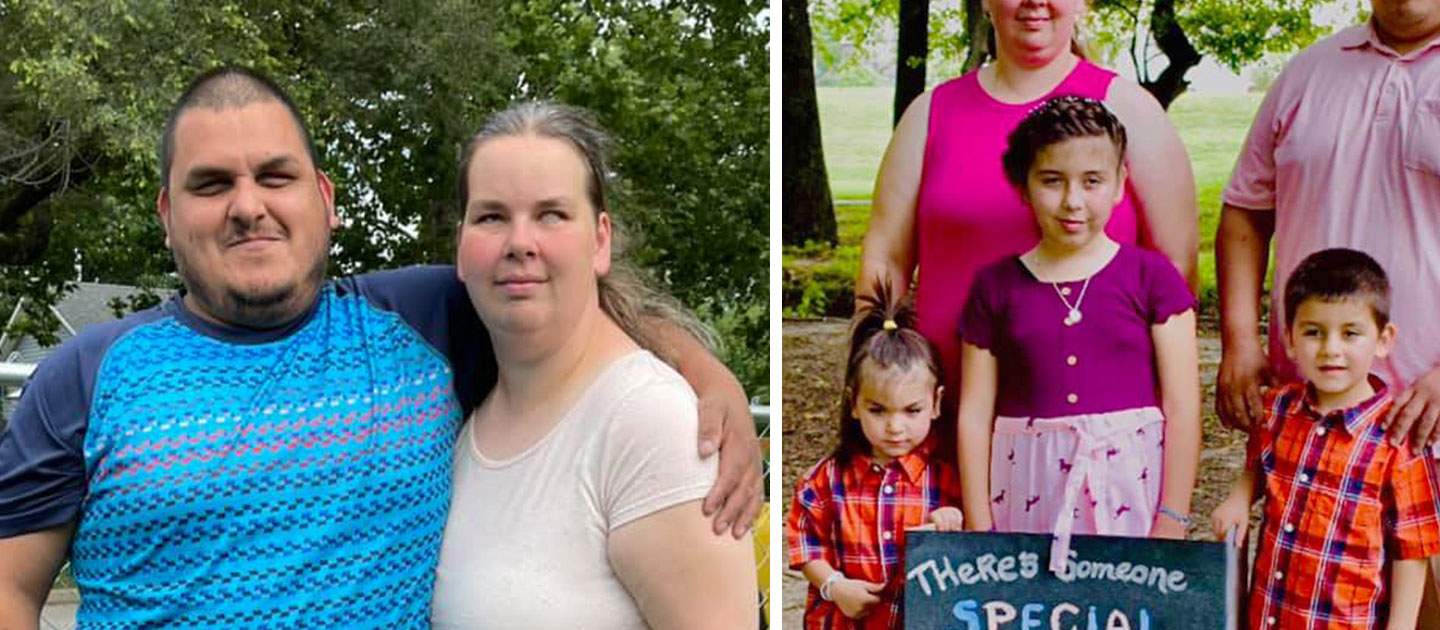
[{"xmin": 780, "ymin": 318, "xmax": 1246, "ymax": 627}]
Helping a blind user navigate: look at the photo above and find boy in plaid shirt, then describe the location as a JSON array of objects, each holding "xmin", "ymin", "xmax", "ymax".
[{"xmin": 1211, "ymin": 248, "xmax": 1440, "ymax": 629}]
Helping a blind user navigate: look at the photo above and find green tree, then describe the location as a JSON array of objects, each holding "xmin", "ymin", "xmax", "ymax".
[
  {"xmin": 0, "ymin": 0, "xmax": 769, "ymax": 399},
  {"xmin": 1087, "ymin": 0, "xmax": 1334, "ymax": 106},
  {"xmin": 812, "ymin": 0, "xmax": 1340, "ymax": 115},
  {"xmin": 500, "ymin": 0, "xmax": 770, "ymax": 398},
  {"xmin": 790, "ymin": 0, "xmax": 1343, "ymax": 247},
  {"xmin": 783, "ymin": 0, "xmax": 838, "ymax": 248}
]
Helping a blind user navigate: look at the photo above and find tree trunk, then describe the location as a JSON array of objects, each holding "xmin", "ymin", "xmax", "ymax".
[
  {"xmin": 0, "ymin": 168, "xmax": 84, "ymax": 265},
  {"xmin": 782, "ymin": 0, "xmax": 837, "ymax": 247},
  {"xmin": 1140, "ymin": 0, "xmax": 1201, "ymax": 109},
  {"xmin": 962, "ymin": 0, "xmax": 993, "ymax": 73},
  {"xmin": 893, "ymin": 0, "xmax": 929, "ymax": 126}
]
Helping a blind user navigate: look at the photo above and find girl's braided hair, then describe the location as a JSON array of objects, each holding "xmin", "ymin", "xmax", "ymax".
[{"xmin": 1001, "ymin": 95, "xmax": 1127, "ymax": 192}]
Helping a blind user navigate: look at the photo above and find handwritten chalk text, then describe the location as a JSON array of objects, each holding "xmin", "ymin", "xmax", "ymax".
[
  {"xmin": 949, "ymin": 599, "xmax": 1152, "ymax": 630},
  {"xmin": 906, "ymin": 552, "xmax": 1041, "ymax": 596},
  {"xmin": 1052, "ymin": 550, "xmax": 1188, "ymax": 595}
]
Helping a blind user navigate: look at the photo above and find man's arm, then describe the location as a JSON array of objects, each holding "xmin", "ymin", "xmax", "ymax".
[
  {"xmin": 1384, "ymin": 369, "xmax": 1440, "ymax": 450},
  {"xmin": 1216, "ymin": 204, "xmax": 1276, "ymax": 432},
  {"xmin": 351, "ymin": 268, "xmax": 762, "ymax": 537},
  {"xmin": 0, "ymin": 523, "xmax": 75, "ymax": 630},
  {"xmin": 648, "ymin": 320, "xmax": 760, "ymax": 538}
]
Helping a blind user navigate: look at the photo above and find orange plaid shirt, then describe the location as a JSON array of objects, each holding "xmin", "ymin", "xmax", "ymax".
[
  {"xmin": 1247, "ymin": 378, "xmax": 1440, "ymax": 630},
  {"xmin": 786, "ymin": 443, "xmax": 961, "ymax": 630}
]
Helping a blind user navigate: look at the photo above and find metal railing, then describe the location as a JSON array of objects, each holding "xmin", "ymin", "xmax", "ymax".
[{"xmin": 0, "ymin": 361, "xmax": 35, "ymax": 386}]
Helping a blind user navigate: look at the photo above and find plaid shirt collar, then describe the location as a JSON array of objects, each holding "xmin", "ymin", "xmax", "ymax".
[
  {"xmin": 1297, "ymin": 374, "xmax": 1391, "ymax": 436},
  {"xmin": 849, "ymin": 439, "xmax": 934, "ymax": 484}
]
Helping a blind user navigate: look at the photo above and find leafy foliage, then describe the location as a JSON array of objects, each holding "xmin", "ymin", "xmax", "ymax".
[
  {"xmin": 0, "ymin": 0, "xmax": 769, "ymax": 399},
  {"xmin": 500, "ymin": 0, "xmax": 771, "ymax": 398},
  {"xmin": 812, "ymin": 0, "xmax": 1346, "ymax": 88},
  {"xmin": 1088, "ymin": 0, "xmax": 1333, "ymax": 81}
]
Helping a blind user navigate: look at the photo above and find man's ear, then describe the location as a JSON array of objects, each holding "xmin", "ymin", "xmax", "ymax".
[
  {"xmin": 156, "ymin": 187, "xmax": 173, "ymax": 249},
  {"xmin": 317, "ymin": 170, "xmax": 339, "ymax": 229}
]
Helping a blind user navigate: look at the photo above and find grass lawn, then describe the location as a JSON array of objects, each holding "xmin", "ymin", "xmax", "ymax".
[{"xmin": 787, "ymin": 87, "xmax": 1265, "ymax": 317}]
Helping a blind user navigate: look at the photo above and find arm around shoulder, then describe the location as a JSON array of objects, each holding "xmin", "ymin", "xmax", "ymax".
[{"xmin": 645, "ymin": 317, "xmax": 759, "ymax": 536}]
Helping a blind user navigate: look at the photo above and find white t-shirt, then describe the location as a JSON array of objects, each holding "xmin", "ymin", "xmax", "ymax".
[{"xmin": 430, "ymin": 351, "xmax": 717, "ymax": 629}]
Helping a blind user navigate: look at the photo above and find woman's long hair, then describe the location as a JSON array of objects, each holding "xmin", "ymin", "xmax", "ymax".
[
  {"xmin": 836, "ymin": 279, "xmax": 943, "ymax": 464},
  {"xmin": 456, "ymin": 102, "xmax": 716, "ymax": 360}
]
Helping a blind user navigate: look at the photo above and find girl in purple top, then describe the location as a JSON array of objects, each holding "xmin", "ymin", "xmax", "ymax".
[
  {"xmin": 955, "ymin": 97, "xmax": 1201, "ymax": 573},
  {"xmin": 857, "ymin": 0, "xmax": 1198, "ymax": 443}
]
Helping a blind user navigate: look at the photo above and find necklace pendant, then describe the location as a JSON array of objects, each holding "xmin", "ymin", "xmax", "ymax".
[{"xmin": 1063, "ymin": 308, "xmax": 1082, "ymax": 326}]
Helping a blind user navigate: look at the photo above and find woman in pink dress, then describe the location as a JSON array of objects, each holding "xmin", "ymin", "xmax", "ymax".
[{"xmin": 856, "ymin": 0, "xmax": 1199, "ymax": 444}]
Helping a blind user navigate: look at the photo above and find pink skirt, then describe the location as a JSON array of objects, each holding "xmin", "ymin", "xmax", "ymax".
[{"xmin": 988, "ymin": 406, "xmax": 1164, "ymax": 573}]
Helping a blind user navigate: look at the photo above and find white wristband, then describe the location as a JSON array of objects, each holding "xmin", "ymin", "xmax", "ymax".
[{"xmin": 820, "ymin": 572, "xmax": 844, "ymax": 601}]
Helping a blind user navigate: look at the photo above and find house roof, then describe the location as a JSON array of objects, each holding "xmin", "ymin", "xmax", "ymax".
[{"xmin": 3, "ymin": 283, "xmax": 170, "ymax": 365}]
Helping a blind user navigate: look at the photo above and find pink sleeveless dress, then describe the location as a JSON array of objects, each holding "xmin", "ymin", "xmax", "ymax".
[{"xmin": 914, "ymin": 59, "xmax": 1142, "ymax": 403}]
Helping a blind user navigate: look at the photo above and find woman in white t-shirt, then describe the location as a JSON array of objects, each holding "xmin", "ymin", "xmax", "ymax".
[{"xmin": 430, "ymin": 101, "xmax": 757, "ymax": 629}]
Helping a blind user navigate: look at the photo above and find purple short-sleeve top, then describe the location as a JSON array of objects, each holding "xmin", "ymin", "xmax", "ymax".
[
  {"xmin": 959, "ymin": 246, "xmax": 1193, "ymax": 418},
  {"xmin": 914, "ymin": 59, "xmax": 1142, "ymax": 398}
]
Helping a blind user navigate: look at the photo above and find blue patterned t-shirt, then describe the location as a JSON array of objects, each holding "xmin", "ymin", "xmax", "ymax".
[{"xmin": 0, "ymin": 266, "xmax": 496, "ymax": 629}]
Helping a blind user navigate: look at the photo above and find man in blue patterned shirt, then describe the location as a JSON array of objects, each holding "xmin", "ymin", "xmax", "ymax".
[{"xmin": 0, "ymin": 67, "xmax": 758, "ymax": 629}]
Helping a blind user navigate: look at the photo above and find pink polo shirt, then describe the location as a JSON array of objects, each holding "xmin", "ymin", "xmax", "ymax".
[{"xmin": 1224, "ymin": 22, "xmax": 1440, "ymax": 388}]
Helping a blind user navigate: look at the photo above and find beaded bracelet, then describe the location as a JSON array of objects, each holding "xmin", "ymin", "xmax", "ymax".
[
  {"xmin": 1157, "ymin": 505, "xmax": 1193, "ymax": 527},
  {"xmin": 820, "ymin": 572, "xmax": 844, "ymax": 601}
]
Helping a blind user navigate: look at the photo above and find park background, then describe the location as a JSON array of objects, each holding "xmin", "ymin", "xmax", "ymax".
[
  {"xmin": 0, "ymin": 1, "xmax": 770, "ymax": 627},
  {"xmin": 0, "ymin": 0, "xmax": 769, "ymax": 404},
  {"xmin": 780, "ymin": 0, "xmax": 1374, "ymax": 625}
]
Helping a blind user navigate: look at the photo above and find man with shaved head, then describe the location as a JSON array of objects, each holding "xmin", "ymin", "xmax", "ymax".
[{"xmin": 0, "ymin": 66, "xmax": 759, "ymax": 629}]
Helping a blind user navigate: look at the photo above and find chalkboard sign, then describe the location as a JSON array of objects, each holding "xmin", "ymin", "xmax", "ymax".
[{"xmin": 903, "ymin": 531, "xmax": 1241, "ymax": 630}]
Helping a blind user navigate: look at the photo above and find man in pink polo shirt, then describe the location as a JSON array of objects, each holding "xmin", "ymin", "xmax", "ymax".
[{"xmin": 1215, "ymin": 0, "xmax": 1440, "ymax": 618}]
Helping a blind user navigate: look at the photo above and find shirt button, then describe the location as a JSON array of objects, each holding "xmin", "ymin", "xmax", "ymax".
[
  {"xmin": 1061, "ymin": 286, "xmax": 1072, "ymax": 296},
  {"xmin": 872, "ymin": 464, "xmax": 883, "ymax": 472},
  {"xmin": 1066, "ymin": 355, "xmax": 1078, "ymax": 366},
  {"xmin": 1267, "ymin": 617, "xmax": 1277, "ymax": 626},
  {"xmin": 1284, "ymin": 523, "xmax": 1295, "ymax": 534},
  {"xmin": 1298, "ymin": 473, "xmax": 1310, "ymax": 483},
  {"xmin": 884, "ymin": 485, "xmax": 895, "ymax": 494},
  {"xmin": 1067, "ymin": 393, "xmax": 1078, "ymax": 404},
  {"xmin": 1317, "ymin": 427, "xmax": 1327, "ymax": 436},
  {"xmin": 883, "ymin": 531, "xmax": 893, "ymax": 541},
  {"xmin": 1274, "ymin": 571, "xmax": 1283, "ymax": 580}
]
